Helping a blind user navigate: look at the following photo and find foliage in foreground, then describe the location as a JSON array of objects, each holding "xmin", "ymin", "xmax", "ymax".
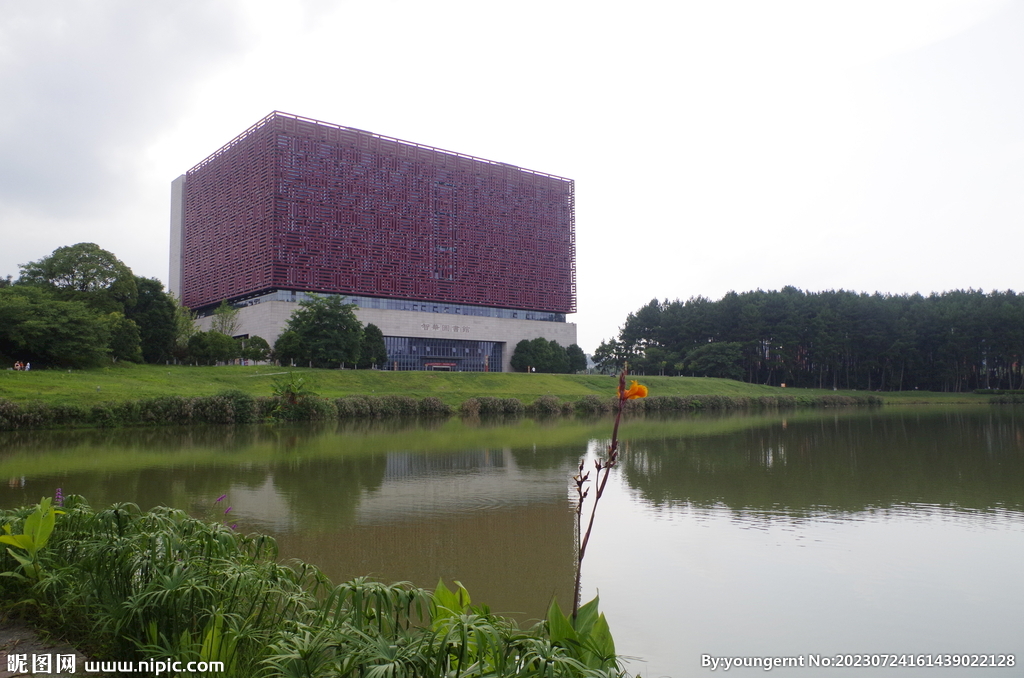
[{"xmin": 0, "ymin": 497, "xmax": 629, "ymax": 677}]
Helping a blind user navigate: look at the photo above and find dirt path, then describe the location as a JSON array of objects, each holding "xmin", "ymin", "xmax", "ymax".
[{"xmin": 0, "ymin": 620, "xmax": 90, "ymax": 677}]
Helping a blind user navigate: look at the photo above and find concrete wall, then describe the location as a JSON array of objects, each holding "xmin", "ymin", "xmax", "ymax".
[
  {"xmin": 168, "ymin": 175, "xmax": 186, "ymax": 299},
  {"xmin": 196, "ymin": 301, "xmax": 577, "ymax": 372}
]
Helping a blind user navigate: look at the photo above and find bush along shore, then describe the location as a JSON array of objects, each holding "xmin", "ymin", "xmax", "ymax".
[
  {"xmin": 0, "ymin": 391, "xmax": 884, "ymax": 431},
  {"xmin": 1, "ymin": 496, "xmax": 626, "ymax": 678},
  {"xmin": 974, "ymin": 389, "xmax": 1024, "ymax": 404}
]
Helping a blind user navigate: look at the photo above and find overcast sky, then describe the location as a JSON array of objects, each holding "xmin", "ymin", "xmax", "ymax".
[{"xmin": 1, "ymin": 0, "xmax": 1021, "ymax": 352}]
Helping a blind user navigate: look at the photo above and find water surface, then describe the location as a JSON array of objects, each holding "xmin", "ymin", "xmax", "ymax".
[{"xmin": 1, "ymin": 406, "xmax": 1021, "ymax": 676}]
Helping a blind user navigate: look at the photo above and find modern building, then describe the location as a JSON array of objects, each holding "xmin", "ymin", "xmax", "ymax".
[{"xmin": 170, "ymin": 111, "xmax": 576, "ymax": 371}]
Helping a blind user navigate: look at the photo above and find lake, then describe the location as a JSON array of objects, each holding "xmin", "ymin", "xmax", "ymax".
[{"xmin": 1, "ymin": 405, "xmax": 1022, "ymax": 677}]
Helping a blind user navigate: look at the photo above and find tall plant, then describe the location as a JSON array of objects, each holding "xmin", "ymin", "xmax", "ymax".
[
  {"xmin": 0, "ymin": 496, "xmax": 632, "ymax": 676},
  {"xmin": 0, "ymin": 497, "xmax": 63, "ymax": 582},
  {"xmin": 572, "ymin": 368, "xmax": 647, "ymax": 618}
]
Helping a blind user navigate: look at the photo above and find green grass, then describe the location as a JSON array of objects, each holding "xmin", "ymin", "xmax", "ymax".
[{"xmin": 0, "ymin": 362, "xmax": 989, "ymax": 406}]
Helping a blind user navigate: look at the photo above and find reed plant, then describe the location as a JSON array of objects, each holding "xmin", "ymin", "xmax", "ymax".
[{"xmin": 0, "ymin": 496, "xmax": 631, "ymax": 677}]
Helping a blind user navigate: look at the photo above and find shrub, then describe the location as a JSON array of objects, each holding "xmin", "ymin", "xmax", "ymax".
[
  {"xmin": 461, "ymin": 397, "xmax": 523, "ymax": 416},
  {"xmin": 336, "ymin": 395, "xmax": 373, "ymax": 418},
  {"xmin": 116, "ymin": 399, "xmax": 142, "ymax": 424},
  {"xmin": 378, "ymin": 395, "xmax": 418, "ymax": 417},
  {"xmin": 137, "ymin": 396, "xmax": 193, "ymax": 425},
  {"xmin": 776, "ymin": 395, "xmax": 797, "ymax": 409},
  {"xmin": 459, "ymin": 397, "xmax": 481, "ymax": 417},
  {"xmin": 216, "ymin": 389, "xmax": 258, "ymax": 424},
  {"xmin": 42, "ymin": 403, "xmax": 89, "ymax": 427},
  {"xmin": 498, "ymin": 398, "xmax": 525, "ymax": 415},
  {"xmin": 0, "ymin": 399, "xmax": 20, "ymax": 430},
  {"xmin": 255, "ymin": 396, "xmax": 278, "ymax": 420},
  {"xmin": 88, "ymin": 402, "xmax": 119, "ymax": 427},
  {"xmin": 417, "ymin": 397, "xmax": 452, "ymax": 416},
  {"xmin": 190, "ymin": 394, "xmax": 236, "ymax": 425},
  {"xmin": 16, "ymin": 402, "xmax": 60, "ymax": 428},
  {"xmin": 276, "ymin": 395, "xmax": 337, "ymax": 422},
  {"xmin": 529, "ymin": 395, "xmax": 562, "ymax": 416},
  {"xmin": 574, "ymin": 395, "xmax": 611, "ymax": 415},
  {"xmin": 476, "ymin": 396, "xmax": 503, "ymax": 415},
  {"xmin": 0, "ymin": 387, "xmax": 887, "ymax": 431}
]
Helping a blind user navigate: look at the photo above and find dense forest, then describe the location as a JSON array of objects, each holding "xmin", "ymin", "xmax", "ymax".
[{"xmin": 594, "ymin": 287, "xmax": 1024, "ymax": 392}]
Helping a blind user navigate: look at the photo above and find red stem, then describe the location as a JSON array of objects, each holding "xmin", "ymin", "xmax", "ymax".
[{"xmin": 573, "ymin": 369, "xmax": 627, "ymax": 619}]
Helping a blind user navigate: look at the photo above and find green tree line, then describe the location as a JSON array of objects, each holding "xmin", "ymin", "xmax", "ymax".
[
  {"xmin": 1, "ymin": 243, "xmax": 388, "ymax": 370},
  {"xmin": 596, "ymin": 286, "xmax": 1024, "ymax": 392},
  {"xmin": 1, "ymin": 243, "xmax": 183, "ymax": 368},
  {"xmin": 510, "ymin": 337, "xmax": 588, "ymax": 373}
]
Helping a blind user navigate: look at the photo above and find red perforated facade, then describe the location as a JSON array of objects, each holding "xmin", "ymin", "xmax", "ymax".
[{"xmin": 180, "ymin": 112, "xmax": 575, "ymax": 313}]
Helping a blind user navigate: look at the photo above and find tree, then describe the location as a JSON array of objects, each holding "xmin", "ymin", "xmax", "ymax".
[
  {"xmin": 510, "ymin": 337, "xmax": 569, "ymax": 373},
  {"xmin": 210, "ymin": 300, "xmax": 241, "ymax": 336},
  {"xmin": 273, "ymin": 330, "xmax": 304, "ymax": 366},
  {"xmin": 281, "ymin": 295, "xmax": 363, "ymax": 368},
  {"xmin": 105, "ymin": 312, "xmax": 143, "ymax": 363},
  {"xmin": 620, "ymin": 298, "xmax": 663, "ymax": 358},
  {"xmin": 18, "ymin": 242, "xmax": 137, "ymax": 312},
  {"xmin": 170, "ymin": 297, "xmax": 199, "ymax": 363},
  {"xmin": 187, "ymin": 330, "xmax": 238, "ymax": 365},
  {"xmin": 566, "ymin": 343, "xmax": 588, "ymax": 374},
  {"xmin": 684, "ymin": 342, "xmax": 745, "ymax": 380},
  {"xmin": 546, "ymin": 339, "xmax": 569, "ymax": 374},
  {"xmin": 126, "ymin": 277, "xmax": 177, "ymax": 363},
  {"xmin": 239, "ymin": 335, "xmax": 271, "ymax": 363},
  {"xmin": 358, "ymin": 323, "xmax": 388, "ymax": 369},
  {"xmin": 592, "ymin": 338, "xmax": 626, "ymax": 373},
  {"xmin": 510, "ymin": 339, "xmax": 536, "ymax": 372},
  {"xmin": 0, "ymin": 286, "xmax": 110, "ymax": 368}
]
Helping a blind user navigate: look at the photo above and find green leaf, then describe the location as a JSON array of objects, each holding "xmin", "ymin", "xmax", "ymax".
[
  {"xmin": 547, "ymin": 598, "xmax": 577, "ymax": 645},
  {"xmin": 22, "ymin": 498, "xmax": 58, "ymax": 557},
  {"xmin": 573, "ymin": 595, "xmax": 601, "ymax": 639},
  {"xmin": 452, "ymin": 580, "xmax": 471, "ymax": 610},
  {"xmin": 432, "ymin": 579, "xmax": 471, "ymax": 629},
  {"xmin": 0, "ymin": 534, "xmax": 33, "ymax": 551},
  {"xmin": 585, "ymin": 613, "xmax": 617, "ymax": 665},
  {"xmin": 5, "ymin": 548, "xmax": 33, "ymax": 570}
]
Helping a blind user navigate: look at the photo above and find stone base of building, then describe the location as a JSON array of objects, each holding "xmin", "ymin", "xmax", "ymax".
[{"xmin": 196, "ymin": 300, "xmax": 577, "ymax": 373}]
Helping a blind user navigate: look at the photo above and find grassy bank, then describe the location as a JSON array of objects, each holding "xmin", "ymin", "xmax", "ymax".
[
  {"xmin": 0, "ymin": 363, "xmax": 990, "ymax": 407},
  {"xmin": 0, "ymin": 496, "xmax": 625, "ymax": 677}
]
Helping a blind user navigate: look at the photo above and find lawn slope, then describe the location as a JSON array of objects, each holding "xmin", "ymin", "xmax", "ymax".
[{"xmin": 0, "ymin": 363, "xmax": 987, "ymax": 406}]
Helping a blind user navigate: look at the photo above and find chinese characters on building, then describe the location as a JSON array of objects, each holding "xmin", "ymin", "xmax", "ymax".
[{"xmin": 421, "ymin": 324, "xmax": 471, "ymax": 333}]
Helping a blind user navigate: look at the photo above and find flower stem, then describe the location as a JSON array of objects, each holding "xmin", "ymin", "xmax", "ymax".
[{"xmin": 573, "ymin": 369, "xmax": 628, "ymax": 619}]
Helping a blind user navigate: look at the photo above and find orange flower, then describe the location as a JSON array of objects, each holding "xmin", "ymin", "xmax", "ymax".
[{"xmin": 618, "ymin": 379, "xmax": 648, "ymax": 400}]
